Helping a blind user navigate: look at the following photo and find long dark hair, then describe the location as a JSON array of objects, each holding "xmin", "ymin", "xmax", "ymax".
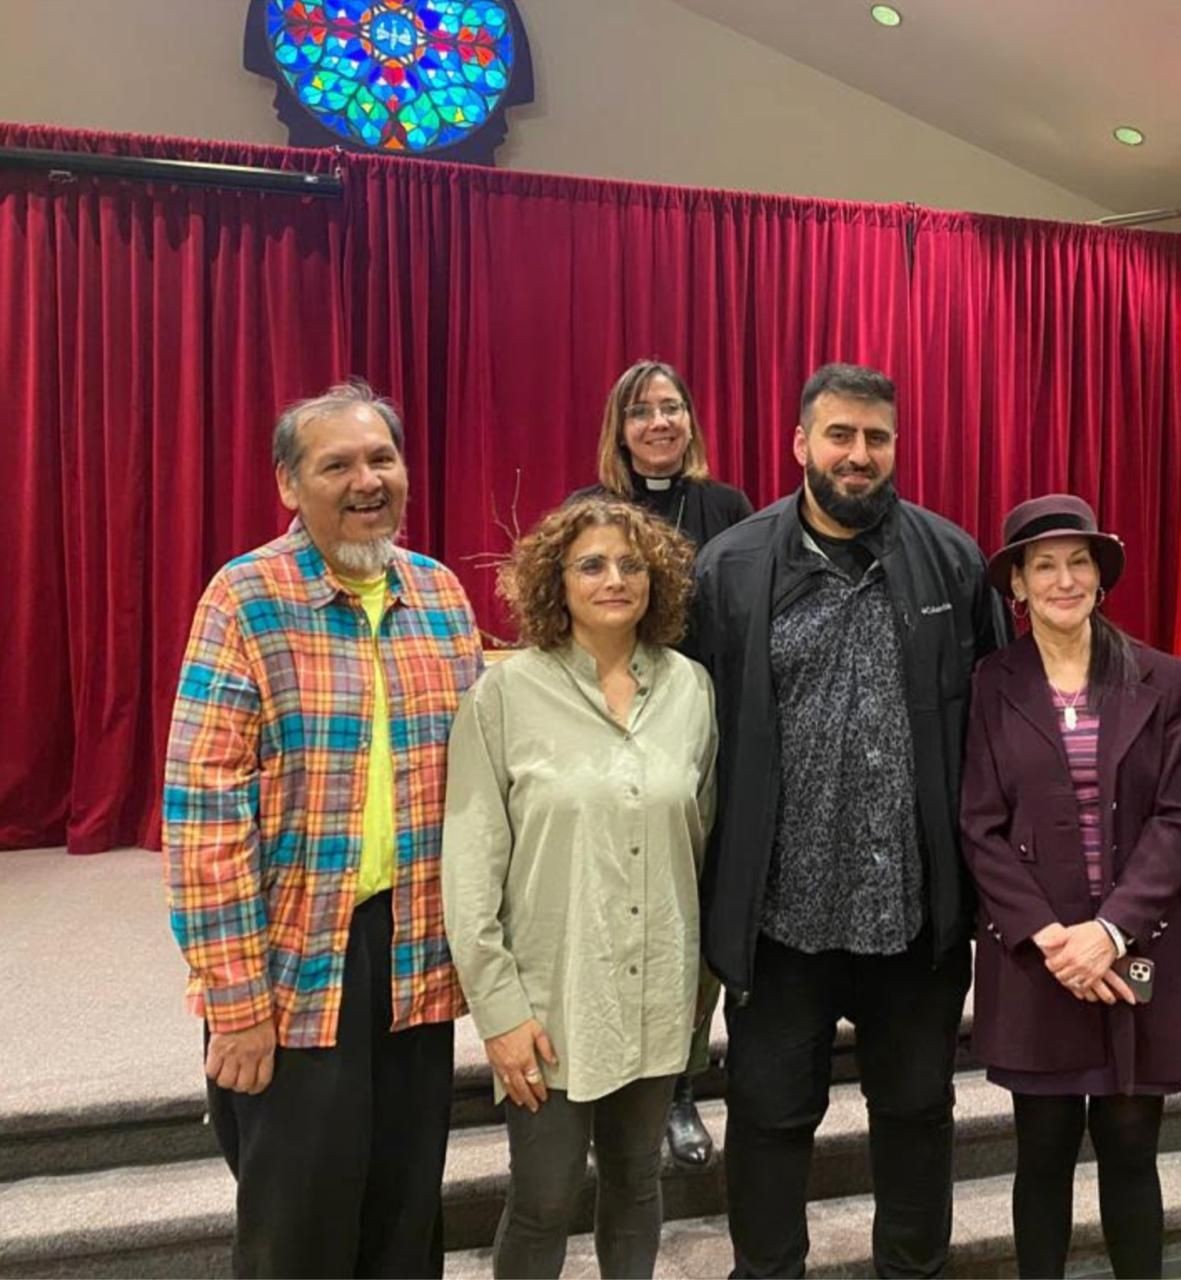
[{"xmin": 1088, "ymin": 611, "xmax": 1138, "ymax": 704}]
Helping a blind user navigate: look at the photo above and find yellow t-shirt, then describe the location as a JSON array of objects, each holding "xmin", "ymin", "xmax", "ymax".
[{"xmin": 340, "ymin": 573, "xmax": 396, "ymax": 905}]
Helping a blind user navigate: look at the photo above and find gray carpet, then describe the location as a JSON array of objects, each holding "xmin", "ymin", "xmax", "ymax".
[
  {"xmin": 0, "ymin": 848, "xmax": 201, "ymax": 1130},
  {"xmin": 0, "ymin": 847, "xmax": 646, "ymax": 1129}
]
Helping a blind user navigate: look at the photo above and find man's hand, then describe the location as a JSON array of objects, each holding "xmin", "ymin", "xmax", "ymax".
[
  {"xmin": 484, "ymin": 1018, "xmax": 559, "ymax": 1113},
  {"xmin": 205, "ymin": 1019, "xmax": 277, "ymax": 1094},
  {"xmin": 1043, "ymin": 921, "xmax": 1134, "ymax": 1004}
]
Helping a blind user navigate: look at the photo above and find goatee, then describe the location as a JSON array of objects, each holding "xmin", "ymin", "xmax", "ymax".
[
  {"xmin": 332, "ymin": 536, "xmax": 398, "ymax": 578},
  {"xmin": 806, "ymin": 462, "xmax": 897, "ymax": 531}
]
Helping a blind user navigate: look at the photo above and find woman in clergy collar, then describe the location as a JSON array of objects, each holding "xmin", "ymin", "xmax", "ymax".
[
  {"xmin": 960, "ymin": 493, "xmax": 1181, "ymax": 1280},
  {"xmin": 442, "ymin": 497, "xmax": 716, "ymax": 1280},
  {"xmin": 569, "ymin": 359, "xmax": 750, "ymax": 1164},
  {"xmin": 570, "ymin": 359, "xmax": 753, "ymax": 550}
]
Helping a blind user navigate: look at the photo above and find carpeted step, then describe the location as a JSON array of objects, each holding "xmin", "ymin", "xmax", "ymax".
[
  {"xmin": 7, "ymin": 1071, "xmax": 1163, "ymax": 1278},
  {"xmin": 446, "ymin": 1153, "xmax": 1181, "ymax": 1279},
  {"xmin": 0, "ymin": 1001, "xmax": 979, "ymax": 1183}
]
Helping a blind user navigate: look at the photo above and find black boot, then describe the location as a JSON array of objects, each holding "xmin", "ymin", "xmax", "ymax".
[{"xmin": 666, "ymin": 1072, "xmax": 713, "ymax": 1166}]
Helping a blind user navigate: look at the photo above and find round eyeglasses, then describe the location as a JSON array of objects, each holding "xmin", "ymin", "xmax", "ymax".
[{"xmin": 622, "ymin": 399, "xmax": 686, "ymax": 424}]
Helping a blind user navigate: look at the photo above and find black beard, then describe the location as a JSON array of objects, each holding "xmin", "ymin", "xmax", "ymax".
[{"xmin": 805, "ymin": 462, "xmax": 897, "ymax": 531}]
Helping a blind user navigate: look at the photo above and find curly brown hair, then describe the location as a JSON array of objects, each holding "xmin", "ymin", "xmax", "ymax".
[{"xmin": 498, "ymin": 498, "xmax": 696, "ymax": 649}]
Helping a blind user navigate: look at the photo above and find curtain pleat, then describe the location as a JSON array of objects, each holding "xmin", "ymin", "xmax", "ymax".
[{"xmin": 1, "ymin": 125, "xmax": 1178, "ymax": 853}]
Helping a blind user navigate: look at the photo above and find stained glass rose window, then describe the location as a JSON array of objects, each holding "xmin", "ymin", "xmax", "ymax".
[{"xmin": 260, "ymin": 1, "xmax": 522, "ymax": 156}]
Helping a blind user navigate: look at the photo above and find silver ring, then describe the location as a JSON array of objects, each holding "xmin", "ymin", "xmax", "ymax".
[
  {"xmin": 524, "ymin": 1069, "xmax": 542, "ymax": 1083},
  {"xmin": 1071, "ymin": 978, "xmax": 1085, "ymax": 987}
]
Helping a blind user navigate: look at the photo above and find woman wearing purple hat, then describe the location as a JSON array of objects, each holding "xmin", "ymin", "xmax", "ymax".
[{"xmin": 961, "ymin": 494, "xmax": 1181, "ymax": 1278}]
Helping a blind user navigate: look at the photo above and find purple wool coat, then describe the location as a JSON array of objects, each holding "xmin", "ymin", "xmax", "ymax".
[{"xmin": 961, "ymin": 632, "xmax": 1181, "ymax": 1079}]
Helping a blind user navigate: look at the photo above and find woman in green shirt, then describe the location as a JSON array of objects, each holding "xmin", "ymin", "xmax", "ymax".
[{"xmin": 442, "ymin": 497, "xmax": 717, "ymax": 1279}]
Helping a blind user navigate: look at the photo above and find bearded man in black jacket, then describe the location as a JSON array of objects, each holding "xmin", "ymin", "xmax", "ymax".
[{"xmin": 689, "ymin": 363, "xmax": 1007, "ymax": 1279}]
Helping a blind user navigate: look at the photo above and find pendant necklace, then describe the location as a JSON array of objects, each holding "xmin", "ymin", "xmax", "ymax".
[{"xmin": 1056, "ymin": 684, "xmax": 1087, "ymax": 730}]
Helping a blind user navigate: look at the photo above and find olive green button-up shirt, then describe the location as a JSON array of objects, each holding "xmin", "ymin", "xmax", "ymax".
[{"xmin": 442, "ymin": 642, "xmax": 716, "ymax": 1103}]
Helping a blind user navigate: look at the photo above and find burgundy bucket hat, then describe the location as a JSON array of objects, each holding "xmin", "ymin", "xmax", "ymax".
[{"xmin": 987, "ymin": 494, "xmax": 1124, "ymax": 597}]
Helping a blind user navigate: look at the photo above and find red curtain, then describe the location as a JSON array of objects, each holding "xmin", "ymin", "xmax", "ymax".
[
  {"xmin": 1, "ymin": 124, "xmax": 1179, "ymax": 853},
  {"xmin": 909, "ymin": 210, "xmax": 1181, "ymax": 649},
  {"xmin": 0, "ymin": 125, "xmax": 348, "ymax": 852},
  {"xmin": 346, "ymin": 159, "xmax": 910, "ymax": 634}
]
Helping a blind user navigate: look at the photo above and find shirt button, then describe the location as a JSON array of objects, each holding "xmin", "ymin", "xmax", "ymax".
[
  {"xmin": 630, "ymin": 846, "xmax": 640, "ymax": 856},
  {"xmin": 629, "ymin": 965, "xmax": 638, "ymax": 976},
  {"xmin": 628, "ymin": 785, "xmax": 639, "ymax": 797},
  {"xmin": 630, "ymin": 906, "xmax": 639, "ymax": 916}
]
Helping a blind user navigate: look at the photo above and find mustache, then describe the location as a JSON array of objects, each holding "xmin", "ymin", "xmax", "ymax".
[{"xmin": 805, "ymin": 460, "xmax": 897, "ymax": 531}]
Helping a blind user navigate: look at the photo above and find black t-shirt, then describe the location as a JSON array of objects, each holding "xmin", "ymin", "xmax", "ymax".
[{"xmin": 799, "ymin": 511, "xmax": 877, "ymax": 583}]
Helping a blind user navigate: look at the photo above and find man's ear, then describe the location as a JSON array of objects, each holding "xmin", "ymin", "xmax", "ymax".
[
  {"xmin": 276, "ymin": 464, "xmax": 299, "ymax": 512},
  {"xmin": 792, "ymin": 423, "xmax": 809, "ymax": 469}
]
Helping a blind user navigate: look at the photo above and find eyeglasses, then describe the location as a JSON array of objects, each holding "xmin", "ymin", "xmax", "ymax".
[
  {"xmin": 564, "ymin": 554, "xmax": 649, "ymax": 579},
  {"xmin": 622, "ymin": 399, "xmax": 686, "ymax": 424}
]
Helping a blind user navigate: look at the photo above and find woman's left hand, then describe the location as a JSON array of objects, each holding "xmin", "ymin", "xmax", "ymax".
[{"xmin": 1042, "ymin": 920, "xmax": 1117, "ymax": 994}]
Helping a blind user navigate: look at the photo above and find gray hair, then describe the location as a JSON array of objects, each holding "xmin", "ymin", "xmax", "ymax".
[
  {"xmin": 272, "ymin": 381, "xmax": 405, "ymax": 474},
  {"xmin": 800, "ymin": 363, "xmax": 896, "ymax": 427}
]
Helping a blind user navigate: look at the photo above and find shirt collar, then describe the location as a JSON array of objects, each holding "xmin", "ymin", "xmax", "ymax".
[
  {"xmin": 557, "ymin": 637, "xmax": 657, "ymax": 686},
  {"xmin": 286, "ymin": 517, "xmax": 418, "ymax": 612}
]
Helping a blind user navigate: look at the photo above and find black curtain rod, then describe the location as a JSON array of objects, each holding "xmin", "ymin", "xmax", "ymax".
[{"xmin": 0, "ymin": 146, "xmax": 344, "ymax": 196}]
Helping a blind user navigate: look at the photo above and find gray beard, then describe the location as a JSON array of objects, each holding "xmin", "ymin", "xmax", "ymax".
[{"xmin": 331, "ymin": 536, "xmax": 398, "ymax": 578}]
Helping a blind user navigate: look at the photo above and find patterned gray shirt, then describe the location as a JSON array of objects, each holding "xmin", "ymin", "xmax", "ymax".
[{"xmin": 760, "ymin": 548, "xmax": 924, "ymax": 955}]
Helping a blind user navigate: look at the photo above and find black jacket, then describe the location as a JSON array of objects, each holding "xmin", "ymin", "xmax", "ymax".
[
  {"xmin": 568, "ymin": 476, "xmax": 753, "ymax": 549},
  {"xmin": 688, "ymin": 492, "xmax": 1008, "ymax": 998}
]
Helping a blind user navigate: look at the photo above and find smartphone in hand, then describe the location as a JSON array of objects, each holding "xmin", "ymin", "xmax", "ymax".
[{"xmin": 1112, "ymin": 955, "xmax": 1154, "ymax": 1004}]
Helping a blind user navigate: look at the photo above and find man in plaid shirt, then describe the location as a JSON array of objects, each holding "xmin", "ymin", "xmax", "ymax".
[{"xmin": 164, "ymin": 382, "xmax": 482, "ymax": 1278}]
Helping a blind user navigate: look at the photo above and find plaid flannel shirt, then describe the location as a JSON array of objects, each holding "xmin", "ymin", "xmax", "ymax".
[{"xmin": 163, "ymin": 519, "xmax": 483, "ymax": 1047}]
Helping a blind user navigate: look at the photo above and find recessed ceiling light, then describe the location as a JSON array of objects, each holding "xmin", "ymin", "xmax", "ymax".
[
  {"xmin": 870, "ymin": 4, "xmax": 903, "ymax": 26},
  {"xmin": 1113, "ymin": 125, "xmax": 1145, "ymax": 147}
]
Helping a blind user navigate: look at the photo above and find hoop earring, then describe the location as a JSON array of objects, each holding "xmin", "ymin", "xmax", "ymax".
[
  {"xmin": 1095, "ymin": 587, "xmax": 1106, "ymax": 609},
  {"xmin": 1009, "ymin": 597, "xmax": 1028, "ymax": 621}
]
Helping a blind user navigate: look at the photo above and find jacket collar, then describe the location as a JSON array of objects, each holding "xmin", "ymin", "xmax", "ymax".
[
  {"xmin": 778, "ymin": 487, "xmax": 899, "ymax": 559},
  {"xmin": 996, "ymin": 631, "xmax": 1159, "ymax": 776}
]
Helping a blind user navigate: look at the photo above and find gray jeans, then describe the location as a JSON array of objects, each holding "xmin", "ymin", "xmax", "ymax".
[{"xmin": 493, "ymin": 1074, "xmax": 677, "ymax": 1279}]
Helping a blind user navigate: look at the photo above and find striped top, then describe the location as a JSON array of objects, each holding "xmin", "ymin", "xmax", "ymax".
[
  {"xmin": 1050, "ymin": 683, "xmax": 1103, "ymax": 901},
  {"xmin": 163, "ymin": 518, "xmax": 483, "ymax": 1048}
]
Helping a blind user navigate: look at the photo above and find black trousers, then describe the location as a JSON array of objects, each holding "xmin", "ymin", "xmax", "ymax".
[
  {"xmin": 206, "ymin": 891, "xmax": 455, "ymax": 1279},
  {"xmin": 724, "ymin": 931, "xmax": 971, "ymax": 1279}
]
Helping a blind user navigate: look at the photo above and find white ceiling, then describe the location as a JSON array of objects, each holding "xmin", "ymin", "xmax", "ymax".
[{"xmin": 675, "ymin": 0, "xmax": 1180, "ymax": 224}]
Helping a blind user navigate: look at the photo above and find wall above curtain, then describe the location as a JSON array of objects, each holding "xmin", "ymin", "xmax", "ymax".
[{"xmin": 1, "ymin": 122, "xmax": 1180, "ymax": 853}]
